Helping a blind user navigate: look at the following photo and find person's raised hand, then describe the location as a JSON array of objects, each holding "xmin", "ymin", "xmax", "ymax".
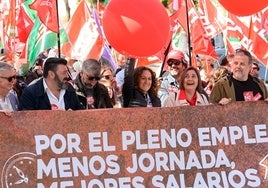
[
  {"xmin": 219, "ymin": 98, "xmax": 231, "ymax": 105},
  {"xmin": 0, "ymin": 110, "xmax": 12, "ymax": 117}
]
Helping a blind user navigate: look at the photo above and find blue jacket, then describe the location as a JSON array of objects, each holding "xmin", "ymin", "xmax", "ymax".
[{"xmin": 19, "ymin": 78, "xmax": 84, "ymax": 110}]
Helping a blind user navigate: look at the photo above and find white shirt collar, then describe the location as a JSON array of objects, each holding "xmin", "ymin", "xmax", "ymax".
[{"xmin": 43, "ymin": 79, "xmax": 66, "ymax": 110}]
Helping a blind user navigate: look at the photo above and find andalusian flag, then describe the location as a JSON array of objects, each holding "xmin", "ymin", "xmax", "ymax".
[
  {"xmin": 61, "ymin": 0, "xmax": 104, "ymax": 61},
  {"xmin": 20, "ymin": 18, "xmax": 68, "ymax": 76}
]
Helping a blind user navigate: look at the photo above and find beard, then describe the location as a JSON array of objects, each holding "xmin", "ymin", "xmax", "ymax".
[
  {"xmin": 54, "ymin": 74, "xmax": 69, "ymax": 89},
  {"xmin": 84, "ymin": 82, "xmax": 94, "ymax": 89},
  {"xmin": 233, "ymin": 70, "xmax": 246, "ymax": 81},
  {"xmin": 84, "ymin": 80, "xmax": 97, "ymax": 89}
]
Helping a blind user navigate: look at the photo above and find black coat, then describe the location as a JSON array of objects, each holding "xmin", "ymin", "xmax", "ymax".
[
  {"xmin": 122, "ymin": 58, "xmax": 161, "ymax": 108},
  {"xmin": 74, "ymin": 75, "xmax": 113, "ymax": 109}
]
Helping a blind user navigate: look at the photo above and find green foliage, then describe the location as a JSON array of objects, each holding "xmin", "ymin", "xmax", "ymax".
[
  {"xmin": 87, "ymin": 0, "xmax": 199, "ymax": 8},
  {"xmin": 87, "ymin": 0, "xmax": 105, "ymax": 3},
  {"xmin": 193, "ymin": 0, "xmax": 199, "ymax": 9},
  {"xmin": 161, "ymin": 0, "xmax": 170, "ymax": 8},
  {"xmin": 88, "ymin": 0, "xmax": 199, "ymax": 8},
  {"xmin": 87, "ymin": 0, "xmax": 109, "ymax": 5},
  {"xmin": 160, "ymin": 0, "xmax": 199, "ymax": 8}
]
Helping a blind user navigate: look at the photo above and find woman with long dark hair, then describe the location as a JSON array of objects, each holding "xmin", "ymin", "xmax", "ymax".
[{"xmin": 123, "ymin": 58, "xmax": 161, "ymax": 107}]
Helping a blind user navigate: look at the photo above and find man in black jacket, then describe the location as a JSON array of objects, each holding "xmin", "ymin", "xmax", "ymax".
[{"xmin": 73, "ymin": 59, "xmax": 113, "ymax": 109}]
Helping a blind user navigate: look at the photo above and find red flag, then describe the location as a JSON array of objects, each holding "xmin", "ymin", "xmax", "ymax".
[
  {"xmin": 249, "ymin": 10, "xmax": 268, "ymax": 63},
  {"xmin": 61, "ymin": 0, "xmax": 103, "ymax": 60},
  {"xmin": 4, "ymin": 0, "xmax": 17, "ymax": 61},
  {"xmin": 137, "ymin": 56, "xmax": 163, "ymax": 77},
  {"xmin": 198, "ymin": 0, "xmax": 226, "ymax": 37},
  {"xmin": 227, "ymin": 12, "xmax": 268, "ymax": 64},
  {"xmin": 176, "ymin": 0, "xmax": 218, "ymax": 59},
  {"xmin": 17, "ymin": 5, "xmax": 34, "ymax": 43},
  {"xmin": 29, "ymin": 0, "xmax": 59, "ymax": 33},
  {"xmin": 173, "ymin": 1, "xmax": 187, "ymax": 31},
  {"xmin": 226, "ymin": 39, "xmax": 236, "ymax": 54},
  {"xmin": 136, "ymin": 56, "xmax": 161, "ymax": 67},
  {"xmin": 261, "ymin": 10, "xmax": 268, "ymax": 33}
]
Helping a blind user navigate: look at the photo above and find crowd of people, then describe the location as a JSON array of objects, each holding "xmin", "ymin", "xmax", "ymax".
[{"xmin": 0, "ymin": 47, "xmax": 268, "ymax": 115}]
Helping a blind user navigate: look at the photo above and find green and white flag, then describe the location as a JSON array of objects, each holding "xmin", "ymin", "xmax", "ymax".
[{"xmin": 20, "ymin": 18, "xmax": 68, "ymax": 76}]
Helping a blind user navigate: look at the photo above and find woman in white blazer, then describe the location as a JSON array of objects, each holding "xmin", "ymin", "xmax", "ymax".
[{"xmin": 163, "ymin": 66, "xmax": 209, "ymax": 106}]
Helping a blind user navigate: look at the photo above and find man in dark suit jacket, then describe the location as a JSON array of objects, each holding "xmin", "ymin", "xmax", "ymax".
[{"xmin": 19, "ymin": 57, "xmax": 84, "ymax": 110}]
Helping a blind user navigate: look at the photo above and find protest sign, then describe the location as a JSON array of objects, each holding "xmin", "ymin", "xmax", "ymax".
[{"xmin": 0, "ymin": 101, "xmax": 268, "ymax": 187}]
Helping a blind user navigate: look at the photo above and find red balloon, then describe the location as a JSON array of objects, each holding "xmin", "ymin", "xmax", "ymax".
[
  {"xmin": 219, "ymin": 0, "xmax": 268, "ymax": 16},
  {"xmin": 103, "ymin": 0, "xmax": 170, "ymax": 57}
]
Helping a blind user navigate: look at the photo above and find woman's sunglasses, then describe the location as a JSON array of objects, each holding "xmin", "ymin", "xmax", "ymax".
[
  {"xmin": 167, "ymin": 60, "xmax": 182, "ymax": 66},
  {"xmin": 0, "ymin": 75, "xmax": 16, "ymax": 82}
]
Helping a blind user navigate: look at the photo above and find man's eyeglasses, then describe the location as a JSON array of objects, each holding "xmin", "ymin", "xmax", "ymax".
[
  {"xmin": 167, "ymin": 60, "xmax": 182, "ymax": 66},
  {"xmin": 0, "ymin": 75, "xmax": 16, "ymax": 82},
  {"xmin": 87, "ymin": 76, "xmax": 101, "ymax": 81}
]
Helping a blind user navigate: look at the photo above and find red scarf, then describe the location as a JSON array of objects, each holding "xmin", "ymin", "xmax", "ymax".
[{"xmin": 178, "ymin": 90, "xmax": 197, "ymax": 106}]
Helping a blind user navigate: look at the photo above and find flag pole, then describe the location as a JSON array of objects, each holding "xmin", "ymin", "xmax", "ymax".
[
  {"xmin": 159, "ymin": 39, "xmax": 172, "ymax": 77},
  {"xmin": 55, "ymin": 0, "xmax": 72, "ymax": 79},
  {"xmin": 185, "ymin": 0, "xmax": 192, "ymax": 66},
  {"xmin": 55, "ymin": 0, "xmax": 61, "ymax": 58}
]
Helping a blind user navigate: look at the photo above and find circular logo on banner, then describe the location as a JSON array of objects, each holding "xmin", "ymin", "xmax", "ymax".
[{"xmin": 1, "ymin": 152, "xmax": 36, "ymax": 188}]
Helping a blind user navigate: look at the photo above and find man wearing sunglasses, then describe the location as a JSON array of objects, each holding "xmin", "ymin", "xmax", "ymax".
[
  {"xmin": 73, "ymin": 59, "xmax": 113, "ymax": 109},
  {"xmin": 158, "ymin": 49, "xmax": 187, "ymax": 106},
  {"xmin": 19, "ymin": 57, "xmax": 84, "ymax": 110},
  {"xmin": 0, "ymin": 61, "xmax": 18, "ymax": 113},
  {"xmin": 249, "ymin": 60, "xmax": 260, "ymax": 79},
  {"xmin": 210, "ymin": 49, "xmax": 268, "ymax": 104}
]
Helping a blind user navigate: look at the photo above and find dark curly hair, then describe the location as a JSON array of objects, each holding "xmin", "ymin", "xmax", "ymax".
[{"xmin": 133, "ymin": 66, "xmax": 159, "ymax": 97}]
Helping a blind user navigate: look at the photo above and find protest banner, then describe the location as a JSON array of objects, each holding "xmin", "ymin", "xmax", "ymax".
[{"xmin": 0, "ymin": 101, "xmax": 268, "ymax": 188}]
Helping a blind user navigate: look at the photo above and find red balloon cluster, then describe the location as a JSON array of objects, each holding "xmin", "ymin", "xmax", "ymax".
[
  {"xmin": 103, "ymin": 0, "xmax": 170, "ymax": 58},
  {"xmin": 218, "ymin": 0, "xmax": 268, "ymax": 16}
]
